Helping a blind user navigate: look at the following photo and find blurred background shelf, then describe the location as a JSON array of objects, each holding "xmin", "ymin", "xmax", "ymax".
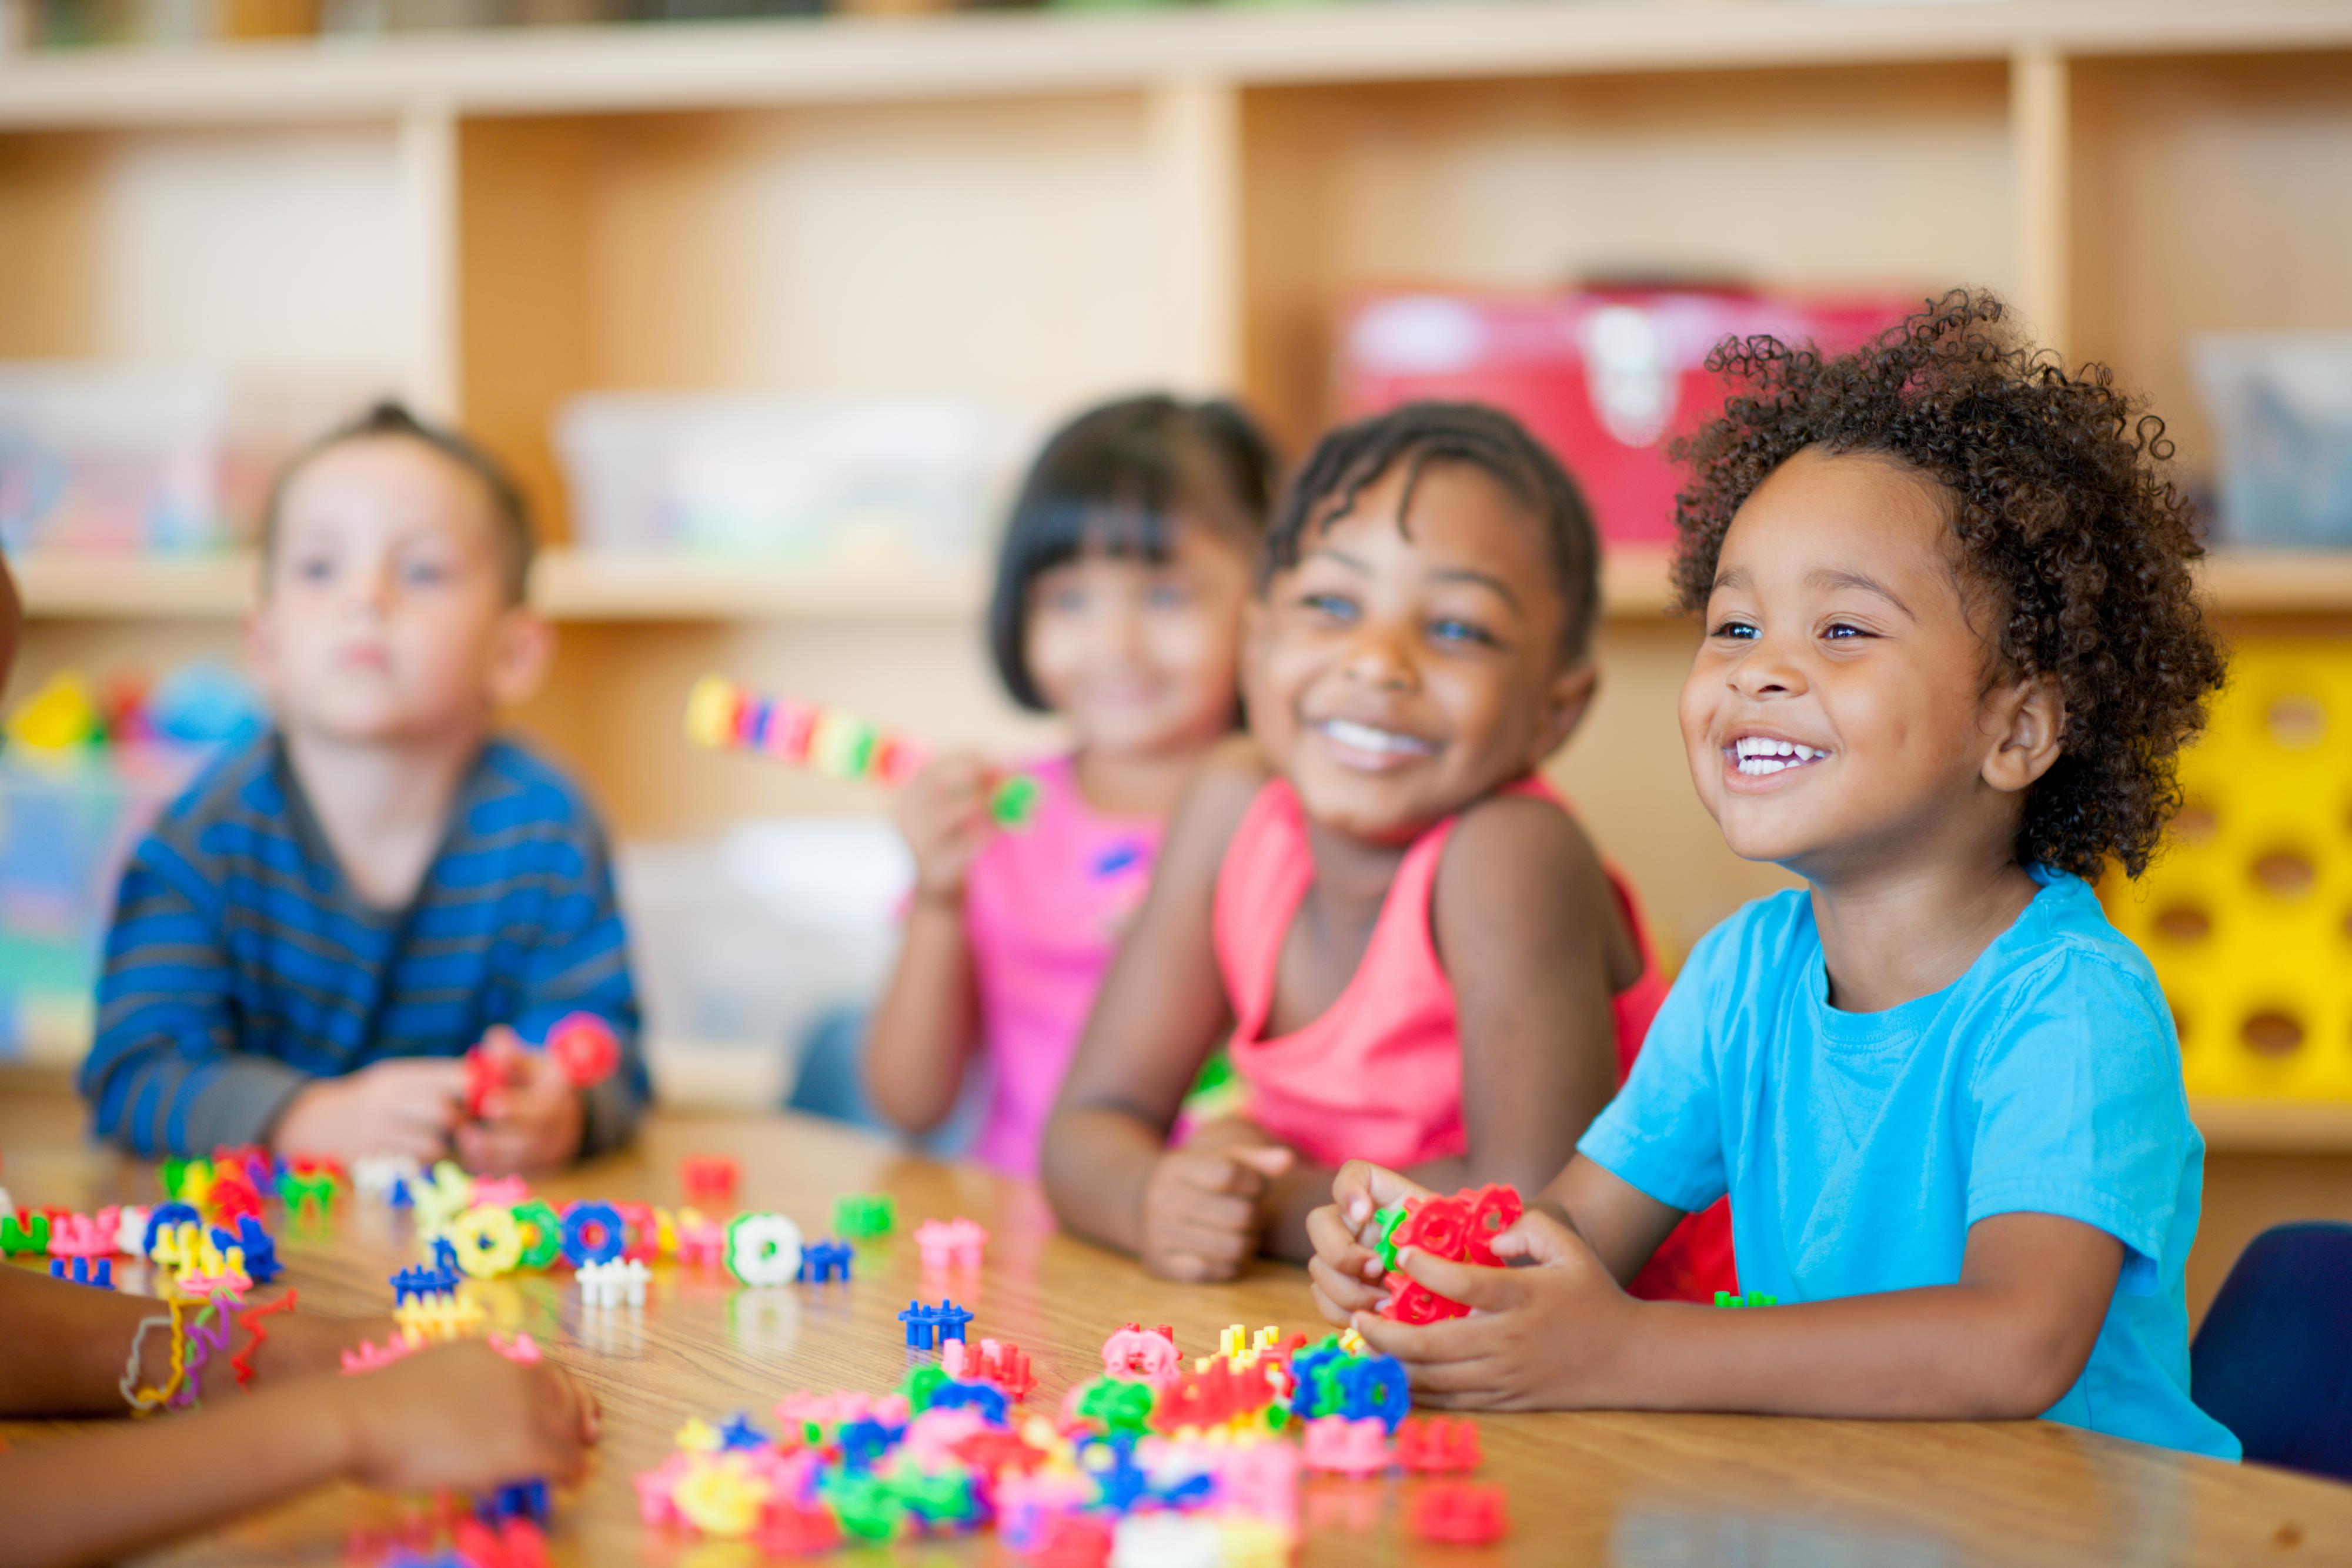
[
  {"xmin": 3, "ymin": 1, "xmax": 2351, "ymax": 128},
  {"xmin": 2193, "ymin": 1098, "xmax": 2352, "ymax": 1155}
]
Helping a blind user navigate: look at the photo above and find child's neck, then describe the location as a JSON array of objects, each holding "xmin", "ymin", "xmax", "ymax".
[
  {"xmin": 1808, "ymin": 849, "xmax": 2043, "ymax": 1015},
  {"xmin": 1071, "ymin": 744, "xmax": 1211, "ymax": 820},
  {"xmin": 283, "ymin": 724, "xmax": 485, "ymax": 912}
]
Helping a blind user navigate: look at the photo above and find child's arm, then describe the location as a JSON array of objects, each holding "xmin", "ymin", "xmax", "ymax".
[
  {"xmin": 861, "ymin": 753, "xmax": 992, "ymax": 1134},
  {"xmin": 1251, "ymin": 794, "xmax": 1629, "ymax": 1262},
  {"xmin": 0, "ymin": 1266, "xmax": 390, "ymax": 1417},
  {"xmin": 1, "ymin": 1339, "xmax": 597, "ymax": 1568},
  {"xmin": 1042, "ymin": 743, "xmax": 1274, "ymax": 1281},
  {"xmin": 456, "ymin": 812, "xmax": 645, "ymax": 1173}
]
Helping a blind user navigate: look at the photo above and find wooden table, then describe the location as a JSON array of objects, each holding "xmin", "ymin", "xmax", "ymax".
[{"xmin": 2, "ymin": 1098, "xmax": 2348, "ymax": 1567}]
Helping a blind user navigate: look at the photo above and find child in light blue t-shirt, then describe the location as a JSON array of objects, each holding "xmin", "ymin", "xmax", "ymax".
[{"xmin": 1301, "ymin": 290, "xmax": 2241, "ymax": 1460}]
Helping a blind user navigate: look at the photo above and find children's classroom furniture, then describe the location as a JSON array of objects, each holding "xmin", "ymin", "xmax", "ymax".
[
  {"xmin": 0, "ymin": 1072, "xmax": 2347, "ymax": 1563},
  {"xmin": 2191, "ymin": 1221, "xmax": 2352, "ymax": 1484},
  {"xmin": 5, "ymin": 1, "xmax": 2352, "ymax": 1309}
]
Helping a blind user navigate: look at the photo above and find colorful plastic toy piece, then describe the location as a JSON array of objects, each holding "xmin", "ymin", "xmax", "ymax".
[
  {"xmin": 931, "ymin": 1299, "xmax": 974, "ymax": 1344},
  {"xmin": 512, "ymin": 1199, "xmax": 564, "ymax": 1271},
  {"xmin": 726, "ymin": 1212, "xmax": 804, "ymax": 1287},
  {"xmin": 613, "ymin": 1201, "xmax": 662, "ymax": 1263},
  {"xmin": 451, "ymin": 1205, "xmax": 526, "ymax": 1278},
  {"xmin": 1395, "ymin": 1416, "xmax": 1481, "ymax": 1473},
  {"xmin": 833, "ymin": 1193, "xmax": 894, "ymax": 1238},
  {"xmin": 207, "ymin": 1168, "xmax": 263, "ymax": 1226},
  {"xmin": 49, "ymin": 1256, "xmax": 112, "ymax": 1288},
  {"xmin": 912, "ymin": 1216, "xmax": 988, "ymax": 1271},
  {"xmin": 680, "ymin": 1155, "xmax": 739, "ymax": 1206},
  {"xmin": 141, "ymin": 1202, "xmax": 199, "ymax": 1258},
  {"xmin": 476, "ymin": 1479, "xmax": 550, "ymax": 1526},
  {"xmin": 899, "ymin": 1300, "xmax": 943, "ymax": 1350},
  {"xmin": 45, "ymin": 1211, "xmax": 111, "ymax": 1261},
  {"xmin": 545, "ymin": 1012, "xmax": 622, "ymax": 1088},
  {"xmin": 1715, "ymin": 1290, "xmax": 1779, "ymax": 1309},
  {"xmin": 1409, "ymin": 1481, "xmax": 1510, "ymax": 1544},
  {"xmin": 409, "ymin": 1162, "xmax": 476, "ymax": 1242},
  {"xmin": 1377, "ymin": 1183, "xmax": 1524, "ymax": 1324},
  {"xmin": 578, "ymin": 1258, "xmax": 650, "ymax": 1308},
  {"xmin": 391, "ymin": 1260, "xmax": 457, "ymax": 1306},
  {"xmin": 674, "ymin": 1211, "xmax": 728, "ymax": 1268},
  {"xmin": 1073, "ymin": 1376, "xmax": 1155, "ymax": 1435},
  {"xmin": 471, "ymin": 1175, "xmax": 530, "ymax": 1209},
  {"xmin": 942, "ymin": 1336, "xmax": 1034, "ymax": 1402},
  {"xmin": 221, "ymin": 1218, "xmax": 282, "ymax": 1286},
  {"xmin": 354, "ymin": 1154, "xmax": 422, "ymax": 1201},
  {"xmin": 2, "ymin": 1212, "xmax": 51, "ymax": 1256},
  {"xmin": 1102, "ymin": 1323, "xmax": 1182, "ymax": 1388},
  {"xmin": 113, "ymin": 1205, "xmax": 151, "ymax": 1257},
  {"xmin": 796, "ymin": 1236, "xmax": 855, "ymax": 1283},
  {"xmin": 278, "ymin": 1168, "xmax": 336, "ymax": 1221},
  {"xmin": 561, "ymin": 1201, "xmax": 627, "ymax": 1268}
]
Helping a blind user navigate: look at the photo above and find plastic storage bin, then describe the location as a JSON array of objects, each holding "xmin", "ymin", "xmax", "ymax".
[
  {"xmin": 0, "ymin": 363, "xmax": 233, "ymax": 555},
  {"xmin": 1333, "ymin": 287, "xmax": 1919, "ymax": 546},
  {"xmin": 0, "ymin": 744, "xmax": 212, "ymax": 1063},
  {"xmin": 2191, "ymin": 334, "xmax": 2352, "ymax": 548},
  {"xmin": 554, "ymin": 393, "xmax": 1022, "ymax": 567},
  {"xmin": 616, "ymin": 818, "xmax": 909, "ymax": 1108}
]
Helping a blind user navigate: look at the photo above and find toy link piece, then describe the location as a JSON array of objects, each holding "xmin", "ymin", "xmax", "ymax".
[{"xmin": 685, "ymin": 676, "xmax": 1041, "ymax": 831}]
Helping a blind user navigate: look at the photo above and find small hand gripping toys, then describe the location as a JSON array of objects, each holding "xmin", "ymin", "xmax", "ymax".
[
  {"xmin": 912, "ymin": 1216, "xmax": 987, "ymax": 1271},
  {"xmin": 726, "ymin": 1213, "xmax": 804, "ymax": 1286},
  {"xmin": 1376, "ymin": 1182, "xmax": 1523, "ymax": 1325},
  {"xmin": 1408, "ymin": 1481, "xmax": 1510, "ymax": 1544},
  {"xmin": 685, "ymin": 676, "xmax": 1043, "ymax": 831},
  {"xmin": 680, "ymin": 1155, "xmax": 739, "ymax": 1206}
]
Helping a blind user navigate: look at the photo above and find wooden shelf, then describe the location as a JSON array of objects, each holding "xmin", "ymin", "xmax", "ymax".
[
  {"xmin": 19, "ymin": 546, "xmax": 2352, "ymax": 624},
  {"xmin": 1, "ymin": 0, "xmax": 2348, "ymax": 129},
  {"xmin": 2191, "ymin": 1096, "xmax": 2352, "ymax": 1155}
]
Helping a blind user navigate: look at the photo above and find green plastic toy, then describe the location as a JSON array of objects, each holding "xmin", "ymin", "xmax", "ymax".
[
  {"xmin": 1074, "ymin": 1375, "xmax": 1156, "ymax": 1434},
  {"xmin": 834, "ymin": 1193, "xmax": 895, "ymax": 1238},
  {"xmin": 277, "ymin": 1169, "xmax": 336, "ymax": 1219},
  {"xmin": 1714, "ymin": 1290, "xmax": 1779, "ymax": 1309},
  {"xmin": 987, "ymin": 773, "xmax": 1043, "ymax": 831},
  {"xmin": 512, "ymin": 1198, "xmax": 564, "ymax": 1270},
  {"xmin": 901, "ymin": 1363, "xmax": 949, "ymax": 1415},
  {"xmin": 818, "ymin": 1472, "xmax": 908, "ymax": 1543},
  {"xmin": 1372, "ymin": 1203, "xmax": 1410, "ymax": 1272}
]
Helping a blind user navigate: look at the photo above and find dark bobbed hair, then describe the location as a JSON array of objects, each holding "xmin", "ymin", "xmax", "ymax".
[
  {"xmin": 1265, "ymin": 401, "xmax": 1603, "ymax": 664},
  {"xmin": 262, "ymin": 400, "xmax": 535, "ymax": 605},
  {"xmin": 988, "ymin": 394, "xmax": 1277, "ymax": 713},
  {"xmin": 1668, "ymin": 287, "xmax": 2227, "ymax": 880}
]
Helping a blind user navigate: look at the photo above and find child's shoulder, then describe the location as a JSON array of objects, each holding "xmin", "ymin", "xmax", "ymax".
[
  {"xmin": 467, "ymin": 736, "xmax": 611, "ymax": 842},
  {"xmin": 147, "ymin": 734, "xmax": 287, "ymax": 854},
  {"xmin": 1974, "ymin": 871, "xmax": 2170, "ymax": 1031}
]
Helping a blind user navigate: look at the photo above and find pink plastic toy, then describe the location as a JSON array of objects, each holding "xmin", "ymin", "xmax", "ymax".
[
  {"xmin": 675, "ymin": 1213, "xmax": 728, "ymax": 1267},
  {"xmin": 1301, "ymin": 1416, "xmax": 1389, "ymax": 1477},
  {"xmin": 1101, "ymin": 1322, "xmax": 1181, "ymax": 1388},
  {"xmin": 48, "ymin": 1211, "xmax": 115, "ymax": 1260},
  {"xmin": 472, "ymin": 1176, "xmax": 530, "ymax": 1208},
  {"xmin": 913, "ymin": 1216, "xmax": 988, "ymax": 1271}
]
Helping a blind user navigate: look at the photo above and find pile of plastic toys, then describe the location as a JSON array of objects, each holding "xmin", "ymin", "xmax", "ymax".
[{"xmin": 636, "ymin": 1315, "xmax": 1508, "ymax": 1560}]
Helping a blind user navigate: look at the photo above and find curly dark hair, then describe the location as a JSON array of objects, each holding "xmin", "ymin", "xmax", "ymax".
[
  {"xmin": 1668, "ymin": 289, "xmax": 2226, "ymax": 881},
  {"xmin": 1268, "ymin": 401, "xmax": 1602, "ymax": 664}
]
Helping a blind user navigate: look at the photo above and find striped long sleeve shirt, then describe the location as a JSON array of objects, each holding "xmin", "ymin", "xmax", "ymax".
[{"xmin": 80, "ymin": 734, "xmax": 647, "ymax": 1158}]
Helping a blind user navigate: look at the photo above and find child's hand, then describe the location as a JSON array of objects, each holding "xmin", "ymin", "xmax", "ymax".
[
  {"xmin": 1305, "ymin": 1159, "xmax": 1438, "ymax": 1326},
  {"xmin": 1344, "ymin": 1206, "xmax": 1639, "ymax": 1410},
  {"xmin": 270, "ymin": 1058, "xmax": 467, "ymax": 1162},
  {"xmin": 220, "ymin": 1305, "xmax": 399, "ymax": 1390},
  {"xmin": 335, "ymin": 1339, "xmax": 600, "ymax": 1493},
  {"xmin": 1139, "ymin": 1142, "xmax": 1294, "ymax": 1282},
  {"xmin": 895, "ymin": 753, "xmax": 994, "ymax": 905},
  {"xmin": 455, "ymin": 1028, "xmax": 584, "ymax": 1175}
]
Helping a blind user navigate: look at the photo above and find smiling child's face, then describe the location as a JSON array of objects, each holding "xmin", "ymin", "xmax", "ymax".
[
  {"xmin": 1249, "ymin": 459, "xmax": 1591, "ymax": 846},
  {"xmin": 249, "ymin": 435, "xmax": 545, "ymax": 748},
  {"xmin": 1681, "ymin": 444, "xmax": 2046, "ymax": 883}
]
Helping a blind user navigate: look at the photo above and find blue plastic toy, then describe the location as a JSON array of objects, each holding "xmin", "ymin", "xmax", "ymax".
[
  {"xmin": 561, "ymin": 1201, "xmax": 627, "ymax": 1268},
  {"xmin": 142, "ymin": 1202, "xmax": 200, "ymax": 1256},
  {"xmin": 933, "ymin": 1299, "xmax": 973, "ymax": 1344},
  {"xmin": 797, "ymin": 1237, "xmax": 855, "ymax": 1283},
  {"xmin": 49, "ymin": 1256, "xmax": 112, "ymax": 1289},
  {"xmin": 221, "ymin": 1216, "xmax": 281, "ymax": 1286},
  {"xmin": 474, "ymin": 1479, "xmax": 548, "ymax": 1526},
  {"xmin": 899, "ymin": 1300, "xmax": 941, "ymax": 1350}
]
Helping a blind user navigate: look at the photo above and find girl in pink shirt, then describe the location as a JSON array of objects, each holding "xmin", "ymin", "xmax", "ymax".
[
  {"xmin": 1044, "ymin": 402, "xmax": 1735, "ymax": 1299},
  {"xmin": 861, "ymin": 396, "xmax": 1276, "ymax": 1177}
]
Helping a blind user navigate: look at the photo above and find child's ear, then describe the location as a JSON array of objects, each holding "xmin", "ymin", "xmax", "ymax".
[
  {"xmin": 1539, "ymin": 661, "xmax": 1601, "ymax": 760},
  {"xmin": 1983, "ymin": 671, "xmax": 2065, "ymax": 794},
  {"xmin": 486, "ymin": 607, "xmax": 556, "ymax": 708}
]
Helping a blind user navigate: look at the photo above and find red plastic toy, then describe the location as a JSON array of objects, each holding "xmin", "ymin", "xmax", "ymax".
[
  {"xmin": 1395, "ymin": 1416, "xmax": 1482, "ymax": 1473},
  {"xmin": 613, "ymin": 1201, "xmax": 661, "ymax": 1263},
  {"xmin": 1379, "ymin": 1183, "xmax": 1523, "ymax": 1324},
  {"xmin": 547, "ymin": 1013, "xmax": 622, "ymax": 1088},
  {"xmin": 207, "ymin": 1169, "xmax": 263, "ymax": 1226},
  {"xmin": 680, "ymin": 1155, "xmax": 739, "ymax": 1206},
  {"xmin": 1409, "ymin": 1482, "xmax": 1510, "ymax": 1544}
]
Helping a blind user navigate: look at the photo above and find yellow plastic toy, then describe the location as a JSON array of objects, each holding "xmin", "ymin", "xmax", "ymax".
[
  {"xmin": 3, "ymin": 671, "xmax": 103, "ymax": 752},
  {"xmin": 2103, "ymin": 640, "xmax": 2352, "ymax": 1099}
]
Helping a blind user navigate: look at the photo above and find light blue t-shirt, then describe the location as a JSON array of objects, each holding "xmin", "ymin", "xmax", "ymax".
[{"xmin": 1580, "ymin": 870, "xmax": 2239, "ymax": 1460}]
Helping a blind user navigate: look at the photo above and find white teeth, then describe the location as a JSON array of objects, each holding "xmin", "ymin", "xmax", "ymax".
[
  {"xmin": 1731, "ymin": 737, "xmax": 1826, "ymax": 773},
  {"xmin": 1321, "ymin": 718, "xmax": 1434, "ymax": 757}
]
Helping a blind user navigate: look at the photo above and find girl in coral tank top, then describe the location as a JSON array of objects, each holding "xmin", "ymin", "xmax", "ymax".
[{"xmin": 1043, "ymin": 402, "xmax": 1735, "ymax": 1300}]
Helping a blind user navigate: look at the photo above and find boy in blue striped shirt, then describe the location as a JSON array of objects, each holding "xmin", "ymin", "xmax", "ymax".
[{"xmin": 81, "ymin": 403, "xmax": 647, "ymax": 1169}]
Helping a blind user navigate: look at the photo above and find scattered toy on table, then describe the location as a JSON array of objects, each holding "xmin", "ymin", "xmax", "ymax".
[
  {"xmin": 141, "ymin": 1202, "xmax": 200, "ymax": 1258},
  {"xmin": 354, "ymin": 1154, "xmax": 423, "ymax": 1202},
  {"xmin": 579, "ymin": 1258, "xmax": 651, "ymax": 1309},
  {"xmin": 220, "ymin": 1216, "xmax": 282, "ymax": 1286},
  {"xmin": 46, "ymin": 1209, "xmax": 115, "ymax": 1260},
  {"xmin": 1290, "ymin": 1333, "xmax": 1411, "ymax": 1432},
  {"xmin": 725, "ymin": 1212, "xmax": 804, "ymax": 1287},
  {"xmin": 833, "ymin": 1193, "xmax": 894, "ymax": 1238},
  {"xmin": 911, "ymin": 1216, "xmax": 987, "ymax": 1272},
  {"xmin": 450, "ymin": 1205, "xmax": 526, "ymax": 1278},
  {"xmin": 2, "ymin": 1211, "xmax": 51, "ymax": 1256},
  {"xmin": 796, "ymin": 1236, "xmax": 854, "ymax": 1283},
  {"xmin": 49, "ymin": 1256, "xmax": 113, "ymax": 1288},
  {"xmin": 1102, "ymin": 1323, "xmax": 1182, "ymax": 1388},
  {"xmin": 680, "ymin": 1155, "xmax": 739, "ymax": 1206},
  {"xmin": 1372, "ymin": 1182, "xmax": 1524, "ymax": 1326},
  {"xmin": 940, "ymin": 1338, "xmax": 1034, "ymax": 1402},
  {"xmin": 897, "ymin": 1299, "xmax": 974, "ymax": 1351},
  {"xmin": 470, "ymin": 1175, "xmax": 529, "ymax": 1209},
  {"xmin": 276, "ymin": 1168, "xmax": 337, "ymax": 1222},
  {"xmin": 407, "ymin": 1162, "xmax": 476, "ymax": 1243},
  {"xmin": 1394, "ymin": 1415, "xmax": 1482, "ymax": 1473},
  {"xmin": 560, "ymin": 1201, "xmax": 627, "ymax": 1269},
  {"xmin": 1715, "ymin": 1290, "xmax": 1778, "ymax": 1309},
  {"xmin": 673, "ymin": 1209, "xmax": 727, "ymax": 1268},
  {"xmin": 1408, "ymin": 1481, "xmax": 1511, "ymax": 1544},
  {"xmin": 1301, "ymin": 1416, "xmax": 1388, "ymax": 1476},
  {"xmin": 684, "ymin": 676, "xmax": 1043, "ymax": 831}
]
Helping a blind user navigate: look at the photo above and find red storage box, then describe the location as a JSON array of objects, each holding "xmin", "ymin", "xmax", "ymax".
[{"xmin": 1334, "ymin": 287, "xmax": 1920, "ymax": 546}]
